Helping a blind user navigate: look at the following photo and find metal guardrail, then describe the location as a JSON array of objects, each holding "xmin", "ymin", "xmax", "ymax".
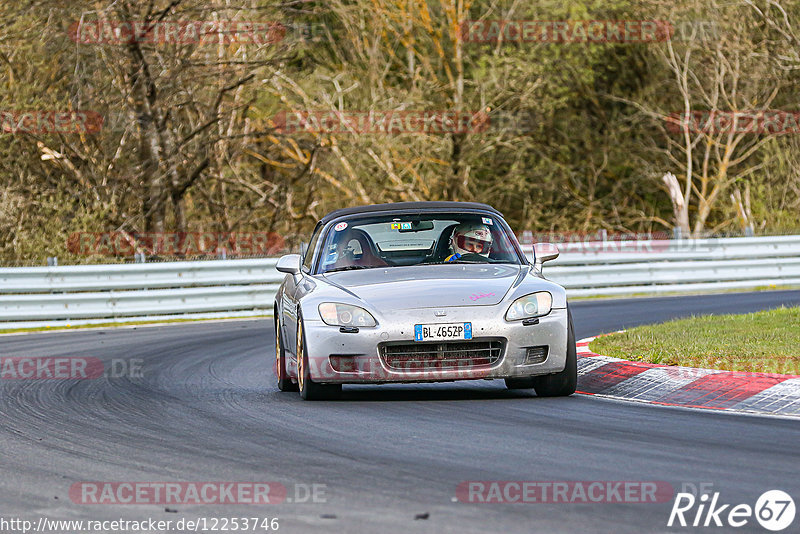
[
  {"xmin": 0, "ymin": 259, "xmax": 282, "ymax": 329},
  {"xmin": 0, "ymin": 236, "xmax": 798, "ymax": 328},
  {"xmin": 527, "ymin": 235, "xmax": 800, "ymax": 297},
  {"xmin": 0, "ymin": 258, "xmax": 282, "ymax": 293},
  {"xmin": 525, "ymin": 234, "xmax": 800, "ymax": 264}
]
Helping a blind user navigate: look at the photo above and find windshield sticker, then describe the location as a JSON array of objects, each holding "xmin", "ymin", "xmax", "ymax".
[
  {"xmin": 482, "ymin": 217, "xmax": 494, "ymax": 225},
  {"xmin": 390, "ymin": 222, "xmax": 413, "ymax": 230},
  {"xmin": 334, "ymin": 222, "xmax": 348, "ymax": 231}
]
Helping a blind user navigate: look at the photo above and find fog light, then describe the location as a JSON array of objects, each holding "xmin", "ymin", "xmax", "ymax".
[
  {"xmin": 525, "ymin": 346, "xmax": 548, "ymax": 364},
  {"xmin": 329, "ymin": 355, "xmax": 358, "ymax": 372}
]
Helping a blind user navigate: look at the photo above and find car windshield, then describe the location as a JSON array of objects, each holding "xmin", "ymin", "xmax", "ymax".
[{"xmin": 316, "ymin": 212, "xmax": 522, "ymax": 274}]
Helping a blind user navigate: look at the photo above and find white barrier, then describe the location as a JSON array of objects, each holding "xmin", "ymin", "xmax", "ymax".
[
  {"xmin": 0, "ymin": 236, "xmax": 798, "ymax": 328},
  {"xmin": 522, "ymin": 235, "xmax": 800, "ymax": 296},
  {"xmin": 0, "ymin": 259, "xmax": 282, "ymax": 328},
  {"xmin": 523, "ymin": 234, "xmax": 800, "ymax": 265}
]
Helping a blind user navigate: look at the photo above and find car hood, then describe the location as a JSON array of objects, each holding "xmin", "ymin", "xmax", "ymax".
[{"xmin": 321, "ymin": 264, "xmax": 526, "ymax": 309}]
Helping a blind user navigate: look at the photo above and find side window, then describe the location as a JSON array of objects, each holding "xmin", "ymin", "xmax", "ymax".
[{"xmin": 302, "ymin": 225, "xmax": 322, "ymax": 272}]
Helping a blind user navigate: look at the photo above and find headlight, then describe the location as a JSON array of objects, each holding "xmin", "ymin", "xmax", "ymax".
[
  {"xmin": 505, "ymin": 292, "xmax": 552, "ymax": 321},
  {"xmin": 318, "ymin": 303, "xmax": 377, "ymax": 327}
]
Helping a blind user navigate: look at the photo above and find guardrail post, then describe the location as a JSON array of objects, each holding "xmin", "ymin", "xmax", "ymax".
[{"xmin": 47, "ymin": 257, "xmax": 58, "ymax": 266}]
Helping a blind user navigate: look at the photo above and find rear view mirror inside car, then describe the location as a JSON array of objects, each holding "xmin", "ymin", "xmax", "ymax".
[{"xmin": 399, "ymin": 220, "xmax": 435, "ymax": 232}]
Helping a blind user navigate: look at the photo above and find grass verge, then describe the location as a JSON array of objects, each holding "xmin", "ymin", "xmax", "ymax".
[{"xmin": 589, "ymin": 306, "xmax": 800, "ymax": 375}]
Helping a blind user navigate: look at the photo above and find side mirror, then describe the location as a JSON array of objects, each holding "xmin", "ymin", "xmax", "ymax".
[
  {"xmin": 276, "ymin": 254, "xmax": 302, "ymax": 275},
  {"xmin": 533, "ymin": 242, "xmax": 559, "ymax": 270}
]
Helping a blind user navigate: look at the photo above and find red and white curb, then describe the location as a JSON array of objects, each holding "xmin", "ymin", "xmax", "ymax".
[{"xmin": 576, "ymin": 335, "xmax": 800, "ymax": 417}]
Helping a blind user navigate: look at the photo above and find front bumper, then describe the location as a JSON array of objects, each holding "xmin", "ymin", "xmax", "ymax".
[{"xmin": 296, "ymin": 306, "xmax": 569, "ymax": 384}]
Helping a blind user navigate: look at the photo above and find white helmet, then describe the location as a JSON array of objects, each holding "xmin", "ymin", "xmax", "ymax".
[{"xmin": 450, "ymin": 223, "xmax": 493, "ymax": 257}]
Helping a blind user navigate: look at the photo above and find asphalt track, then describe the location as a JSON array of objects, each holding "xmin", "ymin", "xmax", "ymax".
[{"xmin": 1, "ymin": 290, "xmax": 799, "ymax": 533}]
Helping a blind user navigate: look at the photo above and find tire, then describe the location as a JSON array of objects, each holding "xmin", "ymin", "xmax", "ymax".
[
  {"xmin": 504, "ymin": 377, "xmax": 536, "ymax": 389},
  {"xmin": 531, "ymin": 309, "xmax": 578, "ymax": 397},
  {"xmin": 275, "ymin": 315, "xmax": 298, "ymax": 392},
  {"xmin": 296, "ymin": 314, "xmax": 342, "ymax": 401}
]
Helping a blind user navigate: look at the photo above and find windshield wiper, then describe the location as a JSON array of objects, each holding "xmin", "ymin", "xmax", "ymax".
[{"xmin": 324, "ymin": 265, "xmax": 373, "ymax": 273}]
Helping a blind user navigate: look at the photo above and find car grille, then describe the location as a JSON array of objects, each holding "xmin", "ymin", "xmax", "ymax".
[{"xmin": 380, "ymin": 340, "xmax": 504, "ymax": 370}]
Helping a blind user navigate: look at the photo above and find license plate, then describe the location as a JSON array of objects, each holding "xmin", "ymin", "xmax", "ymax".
[{"xmin": 414, "ymin": 323, "xmax": 472, "ymax": 342}]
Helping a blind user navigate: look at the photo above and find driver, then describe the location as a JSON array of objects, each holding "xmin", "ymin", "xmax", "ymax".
[{"xmin": 445, "ymin": 223, "xmax": 493, "ymax": 262}]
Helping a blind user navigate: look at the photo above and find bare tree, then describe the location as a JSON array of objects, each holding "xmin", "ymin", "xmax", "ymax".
[{"xmin": 624, "ymin": 0, "xmax": 794, "ymax": 235}]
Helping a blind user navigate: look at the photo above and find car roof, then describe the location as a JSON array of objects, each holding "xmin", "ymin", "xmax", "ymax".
[{"xmin": 319, "ymin": 201, "xmax": 503, "ymax": 225}]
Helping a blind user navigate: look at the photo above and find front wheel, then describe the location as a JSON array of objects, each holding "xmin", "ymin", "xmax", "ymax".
[
  {"xmin": 531, "ymin": 309, "xmax": 577, "ymax": 397},
  {"xmin": 504, "ymin": 377, "xmax": 536, "ymax": 389},
  {"xmin": 297, "ymin": 315, "xmax": 342, "ymax": 401},
  {"xmin": 504, "ymin": 308, "xmax": 578, "ymax": 396},
  {"xmin": 275, "ymin": 317, "xmax": 298, "ymax": 392}
]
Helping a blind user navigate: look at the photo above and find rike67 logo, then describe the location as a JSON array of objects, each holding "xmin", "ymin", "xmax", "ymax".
[{"xmin": 668, "ymin": 488, "xmax": 795, "ymax": 531}]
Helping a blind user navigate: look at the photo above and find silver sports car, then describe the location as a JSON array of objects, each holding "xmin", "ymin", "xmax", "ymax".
[{"xmin": 274, "ymin": 201, "xmax": 576, "ymax": 400}]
